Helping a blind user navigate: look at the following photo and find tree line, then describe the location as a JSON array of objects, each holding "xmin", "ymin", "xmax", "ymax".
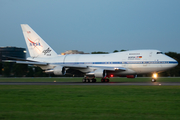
[{"xmin": 0, "ymin": 50, "xmax": 179, "ymax": 77}]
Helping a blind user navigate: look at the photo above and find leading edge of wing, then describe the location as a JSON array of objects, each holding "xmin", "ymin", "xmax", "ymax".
[
  {"xmin": 3, "ymin": 60, "xmax": 48, "ymax": 66},
  {"xmin": 63, "ymin": 64, "xmax": 126, "ymax": 71},
  {"xmin": 3, "ymin": 60, "xmax": 126, "ymax": 71},
  {"xmin": 89, "ymin": 66, "xmax": 126, "ymax": 71}
]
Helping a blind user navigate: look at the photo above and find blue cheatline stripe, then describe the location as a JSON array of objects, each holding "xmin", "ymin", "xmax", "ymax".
[{"xmin": 52, "ymin": 61, "xmax": 178, "ymax": 65}]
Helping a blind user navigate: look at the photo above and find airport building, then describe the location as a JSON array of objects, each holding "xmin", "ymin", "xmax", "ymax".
[
  {"xmin": 0, "ymin": 46, "xmax": 26, "ymax": 61},
  {"xmin": 0, "ymin": 47, "xmax": 27, "ymax": 76}
]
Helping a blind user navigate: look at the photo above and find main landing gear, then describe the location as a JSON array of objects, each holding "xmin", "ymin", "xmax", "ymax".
[
  {"xmin": 101, "ymin": 78, "xmax": 109, "ymax": 82},
  {"xmin": 82, "ymin": 77, "xmax": 110, "ymax": 83},
  {"xmin": 82, "ymin": 77, "xmax": 96, "ymax": 83}
]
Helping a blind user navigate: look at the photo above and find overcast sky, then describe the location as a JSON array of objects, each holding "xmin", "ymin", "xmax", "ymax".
[{"xmin": 0, "ymin": 0, "xmax": 180, "ymax": 56}]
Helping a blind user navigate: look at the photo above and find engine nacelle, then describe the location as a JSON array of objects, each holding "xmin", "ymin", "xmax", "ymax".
[
  {"xmin": 54, "ymin": 66, "xmax": 66, "ymax": 75},
  {"xmin": 45, "ymin": 66, "xmax": 66, "ymax": 75},
  {"xmin": 86, "ymin": 69, "xmax": 106, "ymax": 78}
]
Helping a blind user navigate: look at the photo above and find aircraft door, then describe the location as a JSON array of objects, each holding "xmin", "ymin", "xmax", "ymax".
[{"xmin": 149, "ymin": 52, "xmax": 152, "ymax": 57}]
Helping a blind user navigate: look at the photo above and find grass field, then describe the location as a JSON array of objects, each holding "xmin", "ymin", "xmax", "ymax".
[
  {"xmin": 0, "ymin": 77, "xmax": 180, "ymax": 120},
  {"xmin": 0, "ymin": 77, "xmax": 180, "ymax": 82}
]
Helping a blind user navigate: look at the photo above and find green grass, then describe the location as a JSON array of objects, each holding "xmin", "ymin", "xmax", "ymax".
[
  {"xmin": 0, "ymin": 77, "xmax": 180, "ymax": 82},
  {"xmin": 0, "ymin": 85, "xmax": 180, "ymax": 120}
]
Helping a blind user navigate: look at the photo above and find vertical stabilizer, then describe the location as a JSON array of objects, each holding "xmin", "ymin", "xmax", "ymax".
[{"xmin": 21, "ymin": 24, "xmax": 57, "ymax": 58}]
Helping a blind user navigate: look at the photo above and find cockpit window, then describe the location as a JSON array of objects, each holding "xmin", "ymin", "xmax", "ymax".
[{"xmin": 157, "ymin": 52, "xmax": 163, "ymax": 54}]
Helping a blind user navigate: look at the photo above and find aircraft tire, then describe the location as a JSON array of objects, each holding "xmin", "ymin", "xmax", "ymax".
[
  {"xmin": 105, "ymin": 79, "xmax": 109, "ymax": 82},
  {"xmin": 83, "ymin": 78, "xmax": 96, "ymax": 83},
  {"xmin": 151, "ymin": 78, "xmax": 156, "ymax": 82},
  {"xmin": 86, "ymin": 79, "xmax": 89, "ymax": 83},
  {"xmin": 82, "ymin": 79, "xmax": 86, "ymax": 83},
  {"xmin": 92, "ymin": 79, "xmax": 96, "ymax": 83},
  {"xmin": 101, "ymin": 78, "xmax": 109, "ymax": 82},
  {"xmin": 101, "ymin": 78, "xmax": 105, "ymax": 82},
  {"xmin": 90, "ymin": 79, "xmax": 93, "ymax": 83}
]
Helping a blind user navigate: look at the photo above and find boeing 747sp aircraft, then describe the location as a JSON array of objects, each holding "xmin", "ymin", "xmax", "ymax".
[{"xmin": 5, "ymin": 24, "xmax": 178, "ymax": 82}]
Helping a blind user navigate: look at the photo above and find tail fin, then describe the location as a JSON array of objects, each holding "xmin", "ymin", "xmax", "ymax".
[{"xmin": 21, "ymin": 24, "xmax": 57, "ymax": 58}]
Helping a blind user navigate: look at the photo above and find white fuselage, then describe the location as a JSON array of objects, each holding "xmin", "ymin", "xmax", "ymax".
[
  {"xmin": 28, "ymin": 49, "xmax": 178, "ymax": 75},
  {"xmin": 20, "ymin": 24, "xmax": 178, "ymax": 80}
]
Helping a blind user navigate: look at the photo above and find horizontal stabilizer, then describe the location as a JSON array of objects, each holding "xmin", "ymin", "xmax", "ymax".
[
  {"xmin": 3, "ymin": 60, "xmax": 48, "ymax": 66},
  {"xmin": 2, "ymin": 55, "xmax": 34, "ymax": 61}
]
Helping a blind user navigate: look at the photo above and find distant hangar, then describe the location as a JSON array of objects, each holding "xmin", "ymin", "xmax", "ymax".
[{"xmin": 0, "ymin": 47, "xmax": 26, "ymax": 61}]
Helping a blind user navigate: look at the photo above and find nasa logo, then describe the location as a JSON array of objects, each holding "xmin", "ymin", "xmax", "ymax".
[
  {"xmin": 30, "ymin": 42, "xmax": 41, "ymax": 46},
  {"xmin": 42, "ymin": 48, "xmax": 51, "ymax": 55},
  {"xmin": 28, "ymin": 38, "xmax": 42, "ymax": 47}
]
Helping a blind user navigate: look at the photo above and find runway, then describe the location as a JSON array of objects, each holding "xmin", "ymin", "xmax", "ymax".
[{"xmin": 0, "ymin": 82, "xmax": 180, "ymax": 85}]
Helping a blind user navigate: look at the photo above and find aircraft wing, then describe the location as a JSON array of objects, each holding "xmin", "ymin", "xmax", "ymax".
[
  {"xmin": 2, "ymin": 60, "xmax": 48, "ymax": 66},
  {"xmin": 89, "ymin": 66, "xmax": 126, "ymax": 71},
  {"xmin": 3, "ymin": 59, "xmax": 126, "ymax": 71},
  {"xmin": 63, "ymin": 64, "xmax": 126, "ymax": 71},
  {"xmin": 63, "ymin": 64, "xmax": 88, "ymax": 69}
]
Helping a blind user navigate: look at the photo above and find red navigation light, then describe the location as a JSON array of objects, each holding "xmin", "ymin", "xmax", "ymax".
[{"xmin": 110, "ymin": 74, "xmax": 114, "ymax": 77}]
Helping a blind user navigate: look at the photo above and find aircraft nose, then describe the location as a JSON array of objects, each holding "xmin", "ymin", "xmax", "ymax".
[
  {"xmin": 174, "ymin": 59, "xmax": 178, "ymax": 66},
  {"xmin": 170, "ymin": 58, "xmax": 178, "ymax": 68}
]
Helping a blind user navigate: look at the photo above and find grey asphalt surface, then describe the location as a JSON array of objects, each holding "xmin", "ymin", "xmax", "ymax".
[{"xmin": 0, "ymin": 82, "xmax": 180, "ymax": 85}]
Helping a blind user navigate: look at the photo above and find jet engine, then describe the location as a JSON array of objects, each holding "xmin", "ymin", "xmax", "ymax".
[
  {"xmin": 45, "ymin": 66, "xmax": 66, "ymax": 75},
  {"xmin": 86, "ymin": 69, "xmax": 106, "ymax": 78}
]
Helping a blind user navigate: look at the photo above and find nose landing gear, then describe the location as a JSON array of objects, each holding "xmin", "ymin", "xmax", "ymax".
[
  {"xmin": 151, "ymin": 78, "xmax": 156, "ymax": 82},
  {"xmin": 151, "ymin": 73, "xmax": 158, "ymax": 82}
]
